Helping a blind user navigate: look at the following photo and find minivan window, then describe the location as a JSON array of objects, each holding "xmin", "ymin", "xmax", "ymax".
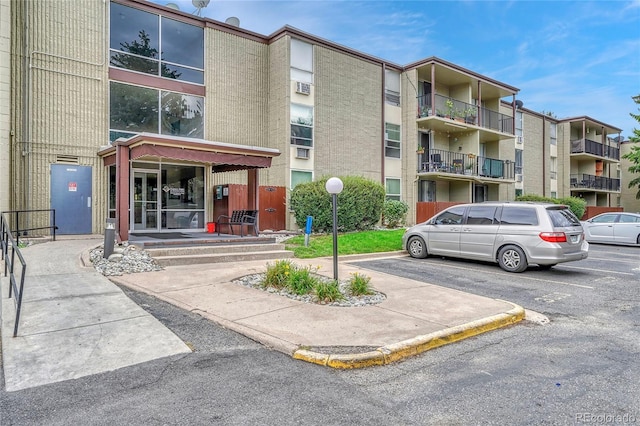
[
  {"xmin": 548, "ymin": 208, "xmax": 581, "ymax": 227},
  {"xmin": 466, "ymin": 206, "xmax": 498, "ymax": 225},
  {"xmin": 434, "ymin": 206, "xmax": 465, "ymax": 225},
  {"xmin": 499, "ymin": 207, "xmax": 538, "ymax": 225}
]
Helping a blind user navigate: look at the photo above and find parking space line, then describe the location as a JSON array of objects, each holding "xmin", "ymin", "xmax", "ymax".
[
  {"xmin": 558, "ymin": 265, "xmax": 634, "ymax": 276},
  {"xmin": 403, "ymin": 258, "xmax": 595, "ymax": 289}
]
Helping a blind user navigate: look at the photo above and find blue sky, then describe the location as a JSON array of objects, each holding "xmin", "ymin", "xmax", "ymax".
[{"xmin": 152, "ymin": 0, "xmax": 640, "ymax": 139}]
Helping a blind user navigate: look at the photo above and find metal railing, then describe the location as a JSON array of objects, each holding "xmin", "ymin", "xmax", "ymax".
[
  {"xmin": 571, "ymin": 138, "xmax": 620, "ymax": 160},
  {"xmin": 417, "ymin": 149, "xmax": 515, "ymax": 179},
  {"xmin": 1, "ymin": 209, "xmax": 57, "ymax": 336},
  {"xmin": 1, "ymin": 213, "xmax": 28, "ymax": 337},
  {"xmin": 570, "ymin": 174, "xmax": 621, "ymax": 191},
  {"xmin": 2, "ymin": 209, "xmax": 57, "ymax": 246},
  {"xmin": 417, "ymin": 94, "xmax": 514, "ymax": 134}
]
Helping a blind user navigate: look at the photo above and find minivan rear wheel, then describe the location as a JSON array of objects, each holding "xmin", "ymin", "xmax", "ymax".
[
  {"xmin": 407, "ymin": 236, "xmax": 429, "ymax": 259},
  {"xmin": 498, "ymin": 245, "xmax": 528, "ymax": 273}
]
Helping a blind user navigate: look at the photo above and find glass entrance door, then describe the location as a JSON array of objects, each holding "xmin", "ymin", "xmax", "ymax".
[{"xmin": 132, "ymin": 171, "xmax": 159, "ymax": 231}]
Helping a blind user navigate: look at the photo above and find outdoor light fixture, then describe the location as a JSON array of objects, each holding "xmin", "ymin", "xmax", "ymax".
[{"xmin": 325, "ymin": 177, "xmax": 343, "ymax": 281}]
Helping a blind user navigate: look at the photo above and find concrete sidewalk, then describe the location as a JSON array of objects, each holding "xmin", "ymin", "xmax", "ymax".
[
  {"xmin": 2, "ymin": 237, "xmax": 524, "ymax": 391},
  {"xmin": 0, "ymin": 236, "xmax": 191, "ymax": 392}
]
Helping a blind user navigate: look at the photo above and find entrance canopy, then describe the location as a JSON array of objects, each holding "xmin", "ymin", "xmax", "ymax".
[
  {"xmin": 98, "ymin": 133, "xmax": 280, "ymax": 172},
  {"xmin": 98, "ymin": 133, "xmax": 280, "ymax": 241}
]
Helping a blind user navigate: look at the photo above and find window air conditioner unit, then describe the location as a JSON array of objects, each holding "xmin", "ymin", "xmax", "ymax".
[
  {"xmin": 296, "ymin": 147, "xmax": 310, "ymax": 159},
  {"xmin": 516, "ymin": 136, "xmax": 523, "ymax": 144},
  {"xmin": 295, "ymin": 81, "xmax": 311, "ymax": 95},
  {"xmin": 516, "ymin": 174, "xmax": 523, "ymax": 182}
]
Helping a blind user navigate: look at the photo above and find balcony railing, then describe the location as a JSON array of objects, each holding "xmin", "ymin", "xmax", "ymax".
[
  {"xmin": 570, "ymin": 138, "xmax": 620, "ymax": 160},
  {"xmin": 417, "ymin": 94, "xmax": 514, "ymax": 134},
  {"xmin": 417, "ymin": 148, "xmax": 515, "ymax": 180},
  {"xmin": 570, "ymin": 173, "xmax": 620, "ymax": 191}
]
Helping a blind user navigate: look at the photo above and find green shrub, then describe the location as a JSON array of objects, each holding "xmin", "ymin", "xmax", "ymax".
[
  {"xmin": 382, "ymin": 199, "xmax": 409, "ymax": 228},
  {"xmin": 287, "ymin": 266, "xmax": 321, "ymax": 295},
  {"xmin": 290, "ymin": 176, "xmax": 386, "ymax": 233},
  {"xmin": 348, "ymin": 272, "xmax": 373, "ymax": 296},
  {"xmin": 261, "ymin": 259, "xmax": 293, "ymax": 289},
  {"xmin": 515, "ymin": 194, "xmax": 587, "ymax": 220},
  {"xmin": 313, "ymin": 280, "xmax": 344, "ymax": 303}
]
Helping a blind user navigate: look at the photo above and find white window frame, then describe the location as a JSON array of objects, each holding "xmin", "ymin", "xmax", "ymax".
[
  {"xmin": 385, "ymin": 123, "xmax": 401, "ymax": 158},
  {"xmin": 290, "ymin": 170, "xmax": 313, "ymax": 189},
  {"xmin": 385, "ymin": 178, "xmax": 401, "ymax": 201},
  {"xmin": 550, "ymin": 122, "xmax": 557, "ymax": 146},
  {"xmin": 290, "ymin": 39, "xmax": 313, "ymax": 84}
]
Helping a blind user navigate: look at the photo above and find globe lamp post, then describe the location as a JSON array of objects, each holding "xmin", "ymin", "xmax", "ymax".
[{"xmin": 325, "ymin": 177, "xmax": 343, "ymax": 281}]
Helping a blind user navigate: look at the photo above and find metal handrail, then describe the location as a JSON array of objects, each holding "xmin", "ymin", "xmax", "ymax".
[
  {"xmin": 1, "ymin": 212, "xmax": 28, "ymax": 337},
  {"xmin": 2, "ymin": 209, "xmax": 57, "ymax": 245}
]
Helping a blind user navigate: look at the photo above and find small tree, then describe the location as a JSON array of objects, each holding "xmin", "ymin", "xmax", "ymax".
[{"xmin": 621, "ymin": 94, "xmax": 640, "ymax": 199}]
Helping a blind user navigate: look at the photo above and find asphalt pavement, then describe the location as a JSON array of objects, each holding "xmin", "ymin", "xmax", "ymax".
[{"xmin": 1, "ymin": 236, "xmax": 524, "ymax": 392}]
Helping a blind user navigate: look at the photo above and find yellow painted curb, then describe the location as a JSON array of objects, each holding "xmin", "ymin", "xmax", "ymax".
[{"xmin": 292, "ymin": 302, "xmax": 525, "ymax": 369}]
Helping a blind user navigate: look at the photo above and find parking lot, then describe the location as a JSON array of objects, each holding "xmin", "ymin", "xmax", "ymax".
[
  {"xmin": 352, "ymin": 242, "xmax": 638, "ymax": 316},
  {"xmin": 343, "ymin": 242, "xmax": 639, "ymax": 423}
]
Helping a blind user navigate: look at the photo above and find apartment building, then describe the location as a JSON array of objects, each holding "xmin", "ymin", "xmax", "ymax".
[
  {"xmin": 621, "ymin": 140, "xmax": 640, "ymax": 213},
  {"xmin": 1, "ymin": 0, "xmax": 624, "ymax": 240}
]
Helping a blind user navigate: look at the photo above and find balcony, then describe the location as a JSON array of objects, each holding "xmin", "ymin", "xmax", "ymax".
[
  {"xmin": 570, "ymin": 173, "xmax": 620, "ymax": 191},
  {"xmin": 570, "ymin": 139, "xmax": 620, "ymax": 161},
  {"xmin": 417, "ymin": 94, "xmax": 514, "ymax": 135},
  {"xmin": 417, "ymin": 149, "xmax": 515, "ymax": 180}
]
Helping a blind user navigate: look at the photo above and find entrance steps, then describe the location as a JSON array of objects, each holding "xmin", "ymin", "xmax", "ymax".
[{"xmin": 145, "ymin": 243, "xmax": 294, "ymax": 267}]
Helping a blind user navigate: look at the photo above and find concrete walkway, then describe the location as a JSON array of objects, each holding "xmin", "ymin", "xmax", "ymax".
[
  {"xmin": 2, "ymin": 236, "xmax": 524, "ymax": 391},
  {"xmin": 0, "ymin": 236, "xmax": 190, "ymax": 392}
]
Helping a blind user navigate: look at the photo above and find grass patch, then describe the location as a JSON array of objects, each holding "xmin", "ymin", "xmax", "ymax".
[{"xmin": 284, "ymin": 228, "xmax": 405, "ymax": 259}]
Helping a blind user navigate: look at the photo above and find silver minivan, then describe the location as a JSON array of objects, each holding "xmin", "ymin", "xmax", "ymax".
[{"xmin": 402, "ymin": 202, "xmax": 589, "ymax": 272}]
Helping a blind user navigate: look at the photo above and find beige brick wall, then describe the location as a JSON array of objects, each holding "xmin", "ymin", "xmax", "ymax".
[
  {"xmin": 522, "ymin": 111, "xmax": 546, "ymax": 197},
  {"xmin": 620, "ymin": 141, "xmax": 640, "ymax": 212},
  {"xmin": 0, "ymin": 0, "xmax": 11, "ymax": 212},
  {"xmin": 314, "ymin": 45, "xmax": 383, "ymax": 181},
  {"xmin": 10, "ymin": 0, "xmax": 108, "ymax": 231}
]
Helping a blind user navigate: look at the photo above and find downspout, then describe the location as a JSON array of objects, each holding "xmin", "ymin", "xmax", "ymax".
[
  {"xmin": 430, "ymin": 64, "xmax": 435, "ymax": 117},
  {"xmin": 21, "ymin": 0, "xmax": 30, "ymax": 214},
  {"xmin": 542, "ymin": 115, "xmax": 546, "ymax": 197},
  {"xmin": 381, "ymin": 63, "xmax": 386, "ymax": 187}
]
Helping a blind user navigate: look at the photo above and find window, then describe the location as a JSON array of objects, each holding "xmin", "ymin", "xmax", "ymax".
[
  {"xmin": 385, "ymin": 178, "xmax": 401, "ymax": 201},
  {"xmin": 108, "ymin": 165, "xmax": 116, "ymax": 218},
  {"xmin": 291, "ymin": 170, "xmax": 312, "ymax": 189},
  {"xmin": 385, "ymin": 123, "xmax": 401, "ymax": 158},
  {"xmin": 160, "ymin": 164, "xmax": 205, "ymax": 230},
  {"xmin": 499, "ymin": 207, "xmax": 538, "ymax": 226},
  {"xmin": 550, "ymin": 122, "xmax": 557, "ymax": 145},
  {"xmin": 515, "ymin": 149, "xmax": 523, "ymax": 175},
  {"xmin": 418, "ymin": 180, "xmax": 435, "ymax": 202},
  {"xmin": 290, "ymin": 104, "xmax": 313, "ymax": 147},
  {"xmin": 620, "ymin": 214, "xmax": 640, "ymax": 223},
  {"xmin": 110, "ymin": 82, "xmax": 204, "ymax": 141},
  {"xmin": 550, "ymin": 157, "xmax": 557, "ymax": 180},
  {"xmin": 466, "ymin": 206, "xmax": 498, "ymax": 225},
  {"xmin": 291, "ymin": 39, "xmax": 313, "ymax": 83},
  {"xmin": 109, "ymin": 2, "xmax": 204, "ymax": 84},
  {"xmin": 591, "ymin": 214, "xmax": 617, "ymax": 223},
  {"xmin": 515, "ymin": 111, "xmax": 523, "ymax": 138},
  {"xmin": 435, "ymin": 206, "xmax": 465, "ymax": 225},
  {"xmin": 385, "ymin": 70, "xmax": 400, "ymax": 106},
  {"xmin": 547, "ymin": 207, "xmax": 580, "ymax": 227}
]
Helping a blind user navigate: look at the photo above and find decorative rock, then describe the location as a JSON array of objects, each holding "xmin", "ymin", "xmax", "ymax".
[{"xmin": 89, "ymin": 245, "xmax": 163, "ymax": 276}]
